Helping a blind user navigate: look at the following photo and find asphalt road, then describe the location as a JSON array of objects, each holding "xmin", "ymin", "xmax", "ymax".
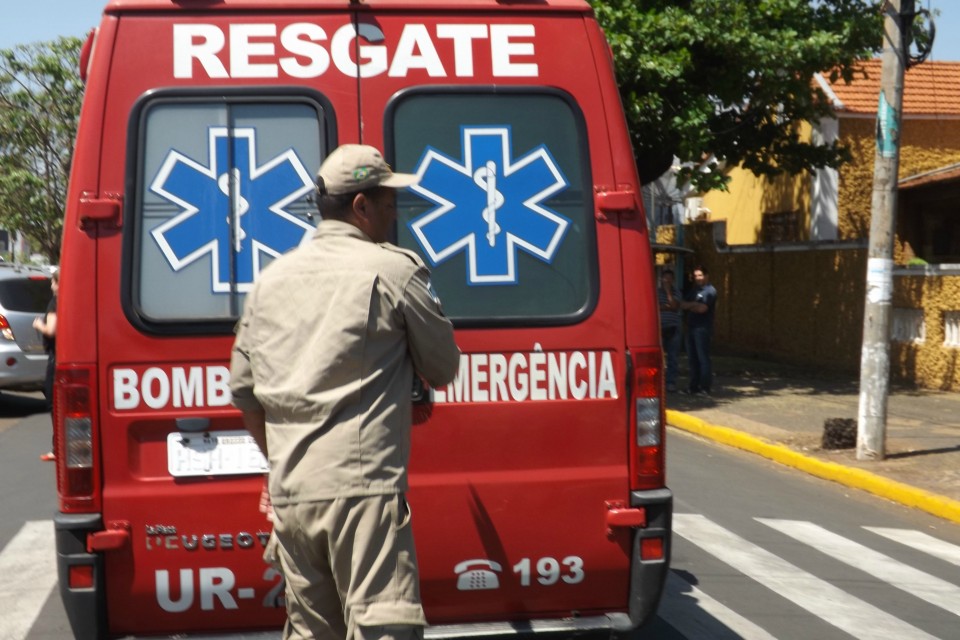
[
  {"xmin": 2, "ymin": 401, "xmax": 959, "ymax": 639},
  {"xmin": 0, "ymin": 391, "xmax": 69, "ymax": 640},
  {"xmin": 653, "ymin": 429, "xmax": 960, "ymax": 640}
]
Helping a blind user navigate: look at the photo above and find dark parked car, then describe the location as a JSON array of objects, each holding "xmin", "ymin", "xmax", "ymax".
[{"xmin": 0, "ymin": 264, "xmax": 53, "ymax": 392}]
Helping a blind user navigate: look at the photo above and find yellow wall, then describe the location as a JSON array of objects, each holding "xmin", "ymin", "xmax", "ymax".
[
  {"xmin": 835, "ymin": 118, "xmax": 874, "ymax": 239},
  {"xmin": 836, "ymin": 116, "xmax": 960, "ymax": 244},
  {"xmin": 700, "ymin": 168, "xmax": 810, "ymax": 244},
  {"xmin": 676, "ymin": 220, "xmax": 960, "ymax": 390},
  {"xmin": 705, "ymin": 117, "xmax": 960, "ymax": 246},
  {"xmin": 892, "ymin": 275, "xmax": 960, "ymax": 389},
  {"xmin": 675, "ymin": 116, "xmax": 960, "ymax": 389},
  {"xmin": 700, "ymin": 123, "xmax": 812, "ymax": 245},
  {"xmin": 682, "ymin": 222, "xmax": 866, "ymax": 370}
]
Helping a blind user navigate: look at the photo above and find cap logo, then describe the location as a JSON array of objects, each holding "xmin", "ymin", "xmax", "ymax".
[{"xmin": 353, "ymin": 167, "xmax": 371, "ymax": 181}]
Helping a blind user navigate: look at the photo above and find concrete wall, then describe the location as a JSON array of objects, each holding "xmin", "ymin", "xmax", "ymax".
[
  {"xmin": 681, "ymin": 222, "xmax": 867, "ymax": 372},
  {"xmin": 672, "ymin": 115, "xmax": 960, "ymax": 389},
  {"xmin": 676, "ymin": 221, "xmax": 960, "ymax": 389},
  {"xmin": 891, "ymin": 270, "xmax": 960, "ymax": 390}
]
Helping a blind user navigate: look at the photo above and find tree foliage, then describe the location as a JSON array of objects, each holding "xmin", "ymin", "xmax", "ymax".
[
  {"xmin": 0, "ymin": 37, "xmax": 84, "ymax": 263},
  {"xmin": 589, "ymin": 0, "xmax": 884, "ymax": 191}
]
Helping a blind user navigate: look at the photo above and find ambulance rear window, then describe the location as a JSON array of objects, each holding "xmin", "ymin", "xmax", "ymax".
[
  {"xmin": 389, "ymin": 90, "xmax": 597, "ymax": 325},
  {"xmin": 126, "ymin": 91, "xmax": 330, "ymax": 331}
]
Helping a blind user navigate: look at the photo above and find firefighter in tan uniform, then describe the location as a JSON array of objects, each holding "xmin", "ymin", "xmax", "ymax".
[{"xmin": 230, "ymin": 144, "xmax": 460, "ymax": 640}]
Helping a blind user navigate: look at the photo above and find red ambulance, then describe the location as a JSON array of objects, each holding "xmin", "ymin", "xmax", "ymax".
[{"xmin": 54, "ymin": 0, "xmax": 672, "ymax": 637}]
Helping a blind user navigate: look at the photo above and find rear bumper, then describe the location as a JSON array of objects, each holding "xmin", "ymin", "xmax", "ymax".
[
  {"xmin": 59, "ymin": 488, "xmax": 672, "ymax": 640},
  {"xmin": 0, "ymin": 345, "xmax": 47, "ymax": 391},
  {"xmin": 111, "ymin": 616, "xmax": 631, "ymax": 640},
  {"xmin": 425, "ymin": 615, "xmax": 632, "ymax": 639},
  {"xmin": 627, "ymin": 487, "xmax": 672, "ymax": 629},
  {"xmin": 112, "ymin": 615, "xmax": 632, "ymax": 639},
  {"xmin": 56, "ymin": 512, "xmax": 108, "ymax": 640}
]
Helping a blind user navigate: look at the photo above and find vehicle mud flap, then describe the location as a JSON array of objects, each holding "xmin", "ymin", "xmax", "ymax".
[
  {"xmin": 626, "ymin": 488, "xmax": 673, "ymax": 630},
  {"xmin": 56, "ymin": 513, "xmax": 107, "ymax": 640}
]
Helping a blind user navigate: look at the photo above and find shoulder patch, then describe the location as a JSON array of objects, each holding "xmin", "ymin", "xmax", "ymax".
[{"xmin": 379, "ymin": 243, "xmax": 426, "ymax": 268}]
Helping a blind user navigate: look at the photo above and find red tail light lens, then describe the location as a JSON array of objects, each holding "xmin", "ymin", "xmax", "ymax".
[
  {"xmin": 629, "ymin": 349, "xmax": 664, "ymax": 490},
  {"xmin": 0, "ymin": 315, "xmax": 13, "ymax": 341},
  {"xmin": 640, "ymin": 536, "xmax": 665, "ymax": 561},
  {"xmin": 55, "ymin": 365, "xmax": 100, "ymax": 512},
  {"xmin": 68, "ymin": 564, "xmax": 95, "ymax": 589}
]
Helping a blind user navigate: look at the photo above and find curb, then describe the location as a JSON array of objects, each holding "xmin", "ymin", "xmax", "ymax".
[{"xmin": 666, "ymin": 409, "xmax": 960, "ymax": 525}]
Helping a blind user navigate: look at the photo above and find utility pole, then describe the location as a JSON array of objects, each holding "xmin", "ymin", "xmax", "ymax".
[{"xmin": 856, "ymin": 0, "xmax": 912, "ymax": 461}]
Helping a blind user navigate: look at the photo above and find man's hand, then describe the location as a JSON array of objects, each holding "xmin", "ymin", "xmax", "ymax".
[
  {"xmin": 681, "ymin": 300, "xmax": 708, "ymax": 314},
  {"xmin": 259, "ymin": 476, "xmax": 274, "ymax": 522},
  {"xmin": 240, "ymin": 408, "xmax": 268, "ymax": 456}
]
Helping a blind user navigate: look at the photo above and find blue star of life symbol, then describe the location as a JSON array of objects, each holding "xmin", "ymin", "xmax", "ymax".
[
  {"xmin": 408, "ymin": 127, "xmax": 570, "ymax": 285},
  {"xmin": 150, "ymin": 127, "xmax": 315, "ymax": 293}
]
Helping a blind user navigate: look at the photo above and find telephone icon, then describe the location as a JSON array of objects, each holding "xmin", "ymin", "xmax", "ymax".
[{"xmin": 454, "ymin": 559, "xmax": 502, "ymax": 591}]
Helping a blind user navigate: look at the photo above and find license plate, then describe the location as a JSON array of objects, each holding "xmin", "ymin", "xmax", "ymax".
[{"xmin": 167, "ymin": 430, "xmax": 269, "ymax": 477}]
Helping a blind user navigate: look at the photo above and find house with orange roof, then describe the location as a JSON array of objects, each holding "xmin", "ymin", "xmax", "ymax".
[
  {"xmin": 697, "ymin": 59, "xmax": 960, "ymax": 250},
  {"xmin": 664, "ymin": 59, "xmax": 960, "ymax": 389},
  {"xmin": 821, "ymin": 59, "xmax": 960, "ymax": 262}
]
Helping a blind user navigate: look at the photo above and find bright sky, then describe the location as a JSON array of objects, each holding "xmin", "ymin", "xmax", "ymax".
[
  {"xmin": 0, "ymin": 0, "xmax": 958, "ymax": 58},
  {"xmin": 0, "ymin": 0, "xmax": 105, "ymax": 49}
]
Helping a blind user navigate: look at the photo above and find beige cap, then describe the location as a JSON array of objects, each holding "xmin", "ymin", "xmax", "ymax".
[{"xmin": 316, "ymin": 144, "xmax": 418, "ymax": 195}]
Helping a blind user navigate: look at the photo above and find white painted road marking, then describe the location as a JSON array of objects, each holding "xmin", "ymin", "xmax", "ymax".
[
  {"xmin": 0, "ymin": 520, "xmax": 57, "ymax": 640},
  {"xmin": 674, "ymin": 513, "xmax": 938, "ymax": 640},
  {"xmin": 761, "ymin": 518, "xmax": 960, "ymax": 617},
  {"xmin": 865, "ymin": 526, "xmax": 960, "ymax": 567},
  {"xmin": 659, "ymin": 571, "xmax": 779, "ymax": 640}
]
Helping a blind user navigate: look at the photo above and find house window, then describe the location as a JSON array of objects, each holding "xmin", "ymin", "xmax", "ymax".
[
  {"xmin": 761, "ymin": 211, "xmax": 802, "ymax": 243},
  {"xmin": 890, "ymin": 308, "xmax": 924, "ymax": 344},
  {"xmin": 943, "ymin": 312, "xmax": 960, "ymax": 348},
  {"xmin": 922, "ymin": 212, "xmax": 960, "ymax": 264}
]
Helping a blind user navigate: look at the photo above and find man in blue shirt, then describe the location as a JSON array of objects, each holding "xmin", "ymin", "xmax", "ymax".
[
  {"xmin": 681, "ymin": 266, "xmax": 717, "ymax": 396},
  {"xmin": 658, "ymin": 269, "xmax": 682, "ymax": 392}
]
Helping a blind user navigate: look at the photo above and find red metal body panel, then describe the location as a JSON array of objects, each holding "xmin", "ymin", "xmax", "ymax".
[
  {"xmin": 351, "ymin": 11, "xmax": 636, "ymax": 619},
  {"xmin": 55, "ymin": 1, "xmax": 668, "ymax": 637}
]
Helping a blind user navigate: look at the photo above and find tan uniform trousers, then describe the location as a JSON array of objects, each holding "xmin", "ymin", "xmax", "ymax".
[{"xmin": 271, "ymin": 494, "xmax": 426, "ymax": 640}]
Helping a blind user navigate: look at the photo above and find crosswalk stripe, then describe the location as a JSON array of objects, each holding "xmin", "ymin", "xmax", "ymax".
[
  {"xmin": 673, "ymin": 513, "xmax": 938, "ymax": 640},
  {"xmin": 659, "ymin": 571, "xmax": 778, "ymax": 640},
  {"xmin": 759, "ymin": 518, "xmax": 960, "ymax": 617},
  {"xmin": 0, "ymin": 520, "xmax": 58, "ymax": 640},
  {"xmin": 3, "ymin": 514, "xmax": 955, "ymax": 640},
  {"xmin": 864, "ymin": 526, "xmax": 960, "ymax": 567}
]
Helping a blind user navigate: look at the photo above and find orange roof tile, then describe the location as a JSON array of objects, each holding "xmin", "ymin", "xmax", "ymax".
[
  {"xmin": 819, "ymin": 59, "xmax": 960, "ymax": 116},
  {"xmin": 899, "ymin": 163, "xmax": 960, "ymax": 189}
]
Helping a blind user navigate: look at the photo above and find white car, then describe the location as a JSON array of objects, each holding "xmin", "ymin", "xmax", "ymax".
[{"xmin": 0, "ymin": 264, "xmax": 53, "ymax": 392}]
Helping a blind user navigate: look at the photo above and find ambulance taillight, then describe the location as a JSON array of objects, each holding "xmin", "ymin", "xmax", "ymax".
[
  {"xmin": 55, "ymin": 365, "xmax": 100, "ymax": 512},
  {"xmin": 629, "ymin": 349, "xmax": 665, "ymax": 490}
]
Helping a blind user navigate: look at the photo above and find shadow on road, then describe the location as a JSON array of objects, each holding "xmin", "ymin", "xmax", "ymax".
[
  {"xmin": 0, "ymin": 391, "xmax": 49, "ymax": 417},
  {"xmin": 666, "ymin": 354, "xmax": 927, "ymax": 414},
  {"xmin": 886, "ymin": 444, "xmax": 960, "ymax": 459}
]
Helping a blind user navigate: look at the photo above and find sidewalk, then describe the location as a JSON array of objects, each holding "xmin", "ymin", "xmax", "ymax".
[{"xmin": 665, "ymin": 355, "xmax": 960, "ymax": 524}]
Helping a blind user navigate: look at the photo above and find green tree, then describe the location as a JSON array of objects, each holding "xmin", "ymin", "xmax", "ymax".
[
  {"xmin": 0, "ymin": 36, "xmax": 84, "ymax": 263},
  {"xmin": 589, "ymin": 0, "xmax": 884, "ymax": 191}
]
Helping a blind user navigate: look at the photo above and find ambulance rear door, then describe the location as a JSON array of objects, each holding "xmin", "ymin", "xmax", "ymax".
[
  {"xmin": 93, "ymin": 8, "xmax": 354, "ymax": 635},
  {"xmin": 357, "ymin": 6, "xmax": 637, "ymax": 623}
]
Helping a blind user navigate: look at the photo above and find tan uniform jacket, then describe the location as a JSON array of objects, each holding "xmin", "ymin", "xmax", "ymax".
[{"xmin": 230, "ymin": 220, "xmax": 460, "ymax": 504}]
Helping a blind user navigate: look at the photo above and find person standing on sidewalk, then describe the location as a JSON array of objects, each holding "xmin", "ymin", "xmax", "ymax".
[
  {"xmin": 681, "ymin": 265, "xmax": 717, "ymax": 396},
  {"xmin": 658, "ymin": 268, "xmax": 682, "ymax": 393},
  {"xmin": 230, "ymin": 144, "xmax": 460, "ymax": 640},
  {"xmin": 33, "ymin": 269, "xmax": 59, "ymax": 461}
]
